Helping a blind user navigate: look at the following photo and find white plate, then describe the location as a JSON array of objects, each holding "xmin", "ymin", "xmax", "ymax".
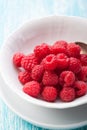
[{"xmin": 0, "ymin": 75, "xmax": 87, "ymax": 130}]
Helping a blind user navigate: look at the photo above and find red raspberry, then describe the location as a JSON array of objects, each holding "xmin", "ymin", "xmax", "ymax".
[
  {"xmin": 42, "ymin": 71, "xmax": 58, "ymax": 86},
  {"xmin": 49, "ymin": 45, "xmax": 53, "ymax": 54},
  {"xmin": 42, "ymin": 86, "xmax": 58, "ymax": 102},
  {"xmin": 77, "ymin": 66, "xmax": 87, "ymax": 82},
  {"xmin": 23, "ymin": 81, "xmax": 40, "ymax": 98},
  {"xmin": 34, "ymin": 43, "xmax": 50, "ymax": 60},
  {"xmin": 74, "ymin": 81, "xmax": 87, "ymax": 97},
  {"xmin": 54, "ymin": 40, "xmax": 68, "ymax": 47},
  {"xmin": 60, "ymin": 87, "xmax": 75, "ymax": 102},
  {"xmin": 52, "ymin": 40, "xmax": 67, "ymax": 54},
  {"xmin": 80, "ymin": 54, "xmax": 87, "ymax": 66},
  {"xmin": 59, "ymin": 71, "xmax": 75, "ymax": 87},
  {"xmin": 57, "ymin": 53, "xmax": 69, "ymax": 70},
  {"xmin": 13, "ymin": 52, "xmax": 24, "ymax": 67},
  {"xmin": 31, "ymin": 65, "xmax": 44, "ymax": 82},
  {"xmin": 67, "ymin": 43, "xmax": 81, "ymax": 58},
  {"xmin": 42, "ymin": 54, "xmax": 57, "ymax": 70},
  {"xmin": 68, "ymin": 57, "xmax": 81, "ymax": 73},
  {"xmin": 18, "ymin": 71, "xmax": 32, "ymax": 84},
  {"xmin": 21, "ymin": 54, "xmax": 38, "ymax": 71}
]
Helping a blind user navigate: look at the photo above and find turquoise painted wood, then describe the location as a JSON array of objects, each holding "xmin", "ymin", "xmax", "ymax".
[{"xmin": 0, "ymin": 0, "xmax": 87, "ymax": 129}]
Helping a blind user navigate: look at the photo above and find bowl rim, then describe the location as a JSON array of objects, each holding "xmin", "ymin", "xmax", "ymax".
[{"xmin": 1, "ymin": 15, "xmax": 87, "ymax": 109}]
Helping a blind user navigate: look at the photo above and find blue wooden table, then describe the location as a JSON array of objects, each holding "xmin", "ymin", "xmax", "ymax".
[{"xmin": 0, "ymin": 0, "xmax": 87, "ymax": 130}]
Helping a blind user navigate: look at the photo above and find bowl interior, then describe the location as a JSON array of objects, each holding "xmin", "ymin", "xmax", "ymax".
[{"xmin": 1, "ymin": 16, "xmax": 87, "ymax": 109}]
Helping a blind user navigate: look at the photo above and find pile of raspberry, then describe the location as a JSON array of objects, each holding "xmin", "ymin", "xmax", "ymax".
[{"xmin": 13, "ymin": 40, "xmax": 87, "ymax": 102}]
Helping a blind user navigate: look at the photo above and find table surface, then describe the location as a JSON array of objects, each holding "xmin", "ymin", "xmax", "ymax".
[{"xmin": 0, "ymin": 0, "xmax": 87, "ymax": 130}]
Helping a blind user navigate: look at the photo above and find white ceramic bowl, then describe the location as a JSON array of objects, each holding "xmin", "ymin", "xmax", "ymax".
[{"xmin": 0, "ymin": 15, "xmax": 87, "ymax": 110}]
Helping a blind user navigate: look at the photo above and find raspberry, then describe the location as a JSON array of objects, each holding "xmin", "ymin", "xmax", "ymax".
[
  {"xmin": 80, "ymin": 54, "xmax": 87, "ymax": 66},
  {"xmin": 21, "ymin": 54, "xmax": 38, "ymax": 71},
  {"xmin": 49, "ymin": 45, "xmax": 53, "ymax": 54},
  {"xmin": 54, "ymin": 40, "xmax": 68, "ymax": 47},
  {"xmin": 77, "ymin": 66, "xmax": 87, "ymax": 82},
  {"xmin": 42, "ymin": 54, "xmax": 57, "ymax": 70},
  {"xmin": 31, "ymin": 65, "xmax": 44, "ymax": 82},
  {"xmin": 13, "ymin": 52, "xmax": 24, "ymax": 67},
  {"xmin": 59, "ymin": 71, "xmax": 75, "ymax": 87},
  {"xmin": 52, "ymin": 40, "xmax": 67, "ymax": 54},
  {"xmin": 42, "ymin": 86, "xmax": 58, "ymax": 102},
  {"xmin": 74, "ymin": 81, "xmax": 87, "ymax": 97},
  {"xmin": 60, "ymin": 87, "xmax": 75, "ymax": 102},
  {"xmin": 67, "ymin": 43, "xmax": 81, "ymax": 58},
  {"xmin": 42, "ymin": 71, "xmax": 58, "ymax": 86},
  {"xmin": 68, "ymin": 57, "xmax": 81, "ymax": 73},
  {"xmin": 34, "ymin": 43, "xmax": 50, "ymax": 60},
  {"xmin": 57, "ymin": 53, "xmax": 69, "ymax": 70},
  {"xmin": 23, "ymin": 81, "xmax": 40, "ymax": 98},
  {"xmin": 18, "ymin": 71, "xmax": 32, "ymax": 84}
]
